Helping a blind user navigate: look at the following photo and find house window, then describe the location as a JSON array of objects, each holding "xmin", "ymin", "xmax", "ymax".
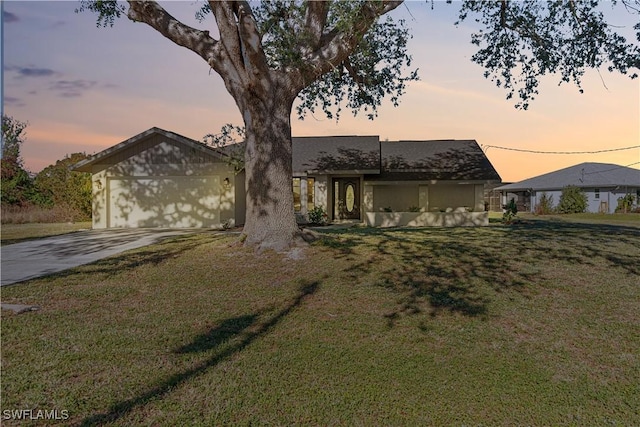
[
  {"xmin": 594, "ymin": 188, "xmax": 600, "ymax": 199},
  {"xmin": 307, "ymin": 178, "xmax": 315, "ymax": 211},
  {"xmin": 293, "ymin": 178, "xmax": 301, "ymax": 212}
]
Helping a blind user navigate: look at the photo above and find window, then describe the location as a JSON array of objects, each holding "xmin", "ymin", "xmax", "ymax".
[
  {"xmin": 293, "ymin": 178, "xmax": 301, "ymax": 212},
  {"xmin": 594, "ymin": 188, "xmax": 600, "ymax": 199},
  {"xmin": 307, "ymin": 178, "xmax": 315, "ymax": 212}
]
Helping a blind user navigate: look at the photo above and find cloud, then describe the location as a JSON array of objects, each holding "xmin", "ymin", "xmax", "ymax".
[
  {"xmin": 9, "ymin": 66, "xmax": 57, "ymax": 78},
  {"xmin": 49, "ymin": 79, "xmax": 99, "ymax": 97},
  {"xmin": 3, "ymin": 96, "xmax": 26, "ymax": 107},
  {"xmin": 3, "ymin": 10, "xmax": 19, "ymax": 23}
]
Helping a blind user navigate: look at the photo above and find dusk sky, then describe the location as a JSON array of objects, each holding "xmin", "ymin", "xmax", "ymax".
[{"xmin": 2, "ymin": 1, "xmax": 639, "ymax": 182}]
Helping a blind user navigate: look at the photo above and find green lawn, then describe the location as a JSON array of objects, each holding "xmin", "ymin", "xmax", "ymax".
[
  {"xmin": 1, "ymin": 220, "xmax": 639, "ymax": 425},
  {"xmin": 0, "ymin": 222, "xmax": 92, "ymax": 245}
]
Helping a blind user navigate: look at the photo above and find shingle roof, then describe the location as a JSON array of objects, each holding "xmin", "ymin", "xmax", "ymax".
[
  {"xmin": 292, "ymin": 136, "xmax": 381, "ymax": 174},
  {"xmin": 368, "ymin": 139, "xmax": 502, "ymax": 181},
  {"xmin": 495, "ymin": 162, "xmax": 640, "ymax": 191},
  {"xmin": 72, "ymin": 127, "xmax": 224, "ymax": 172}
]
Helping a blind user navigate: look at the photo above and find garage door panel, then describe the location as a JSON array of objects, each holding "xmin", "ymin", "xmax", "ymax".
[{"xmin": 109, "ymin": 177, "xmax": 220, "ymax": 227}]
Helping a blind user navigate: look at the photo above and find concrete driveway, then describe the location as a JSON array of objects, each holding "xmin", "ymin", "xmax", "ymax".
[{"xmin": 1, "ymin": 228, "xmax": 205, "ymax": 286}]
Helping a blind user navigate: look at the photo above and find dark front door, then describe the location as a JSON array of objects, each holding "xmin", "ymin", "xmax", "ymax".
[{"xmin": 334, "ymin": 178, "xmax": 360, "ymax": 220}]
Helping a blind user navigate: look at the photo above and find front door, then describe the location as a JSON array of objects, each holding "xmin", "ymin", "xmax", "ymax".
[{"xmin": 334, "ymin": 178, "xmax": 360, "ymax": 220}]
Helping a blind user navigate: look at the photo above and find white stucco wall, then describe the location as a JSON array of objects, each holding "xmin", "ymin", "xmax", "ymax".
[
  {"xmin": 90, "ymin": 137, "xmax": 236, "ymax": 228},
  {"xmin": 528, "ymin": 187, "xmax": 640, "ymax": 214}
]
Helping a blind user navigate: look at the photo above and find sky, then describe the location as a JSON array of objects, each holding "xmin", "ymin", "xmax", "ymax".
[{"xmin": 2, "ymin": 0, "xmax": 639, "ymax": 182}]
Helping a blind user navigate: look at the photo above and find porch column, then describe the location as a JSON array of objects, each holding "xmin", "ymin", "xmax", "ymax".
[
  {"xmin": 363, "ymin": 184, "xmax": 374, "ymax": 212},
  {"xmin": 300, "ymin": 177, "xmax": 308, "ymax": 215},
  {"xmin": 474, "ymin": 184, "xmax": 484, "ymax": 212},
  {"xmin": 419, "ymin": 185, "xmax": 429, "ymax": 212}
]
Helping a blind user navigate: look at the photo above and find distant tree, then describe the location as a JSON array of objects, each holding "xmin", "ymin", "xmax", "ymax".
[
  {"xmin": 34, "ymin": 153, "xmax": 92, "ymax": 220},
  {"xmin": 79, "ymin": 0, "xmax": 640, "ymax": 250},
  {"xmin": 1, "ymin": 115, "xmax": 34, "ymax": 206},
  {"xmin": 557, "ymin": 185, "xmax": 588, "ymax": 214}
]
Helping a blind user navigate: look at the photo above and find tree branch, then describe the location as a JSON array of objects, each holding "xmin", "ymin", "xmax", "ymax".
[
  {"xmin": 342, "ymin": 58, "xmax": 370, "ymax": 88},
  {"xmin": 293, "ymin": 0, "xmax": 404, "ymax": 89},
  {"xmin": 208, "ymin": 1, "xmax": 246, "ymax": 81},
  {"xmin": 304, "ymin": 1, "xmax": 329, "ymax": 48},
  {"xmin": 235, "ymin": 1, "xmax": 271, "ymax": 79},
  {"xmin": 126, "ymin": 1, "xmax": 220, "ymax": 69}
]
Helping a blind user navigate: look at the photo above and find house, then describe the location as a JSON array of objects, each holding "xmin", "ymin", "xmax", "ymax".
[
  {"xmin": 495, "ymin": 162, "xmax": 640, "ymax": 214},
  {"xmin": 73, "ymin": 128, "xmax": 502, "ymax": 229},
  {"xmin": 72, "ymin": 128, "xmax": 243, "ymax": 229}
]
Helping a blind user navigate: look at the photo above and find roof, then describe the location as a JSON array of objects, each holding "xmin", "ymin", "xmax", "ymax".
[
  {"xmin": 73, "ymin": 130, "xmax": 503, "ymax": 183},
  {"xmin": 496, "ymin": 162, "xmax": 640, "ymax": 191},
  {"xmin": 368, "ymin": 139, "xmax": 502, "ymax": 182},
  {"xmin": 72, "ymin": 127, "xmax": 225, "ymax": 172},
  {"xmin": 292, "ymin": 136, "xmax": 380, "ymax": 175}
]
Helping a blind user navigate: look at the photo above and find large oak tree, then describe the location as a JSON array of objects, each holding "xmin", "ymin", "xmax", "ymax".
[{"xmin": 79, "ymin": 0, "xmax": 639, "ymax": 250}]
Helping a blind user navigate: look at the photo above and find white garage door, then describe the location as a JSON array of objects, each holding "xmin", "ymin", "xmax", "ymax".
[{"xmin": 108, "ymin": 176, "xmax": 221, "ymax": 228}]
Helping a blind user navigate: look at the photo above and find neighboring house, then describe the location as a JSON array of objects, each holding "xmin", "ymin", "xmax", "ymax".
[
  {"xmin": 495, "ymin": 162, "xmax": 640, "ymax": 214},
  {"xmin": 74, "ymin": 128, "xmax": 502, "ymax": 229}
]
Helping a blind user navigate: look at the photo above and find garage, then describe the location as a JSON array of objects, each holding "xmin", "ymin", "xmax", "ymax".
[
  {"xmin": 72, "ymin": 127, "xmax": 242, "ymax": 229},
  {"xmin": 108, "ymin": 176, "xmax": 221, "ymax": 228}
]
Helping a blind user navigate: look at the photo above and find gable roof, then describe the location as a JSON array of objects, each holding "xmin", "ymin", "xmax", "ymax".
[
  {"xmin": 292, "ymin": 135, "xmax": 381, "ymax": 175},
  {"xmin": 72, "ymin": 127, "xmax": 225, "ymax": 172},
  {"xmin": 73, "ymin": 130, "xmax": 503, "ymax": 184},
  {"xmin": 496, "ymin": 162, "xmax": 640, "ymax": 191},
  {"xmin": 368, "ymin": 139, "xmax": 502, "ymax": 182}
]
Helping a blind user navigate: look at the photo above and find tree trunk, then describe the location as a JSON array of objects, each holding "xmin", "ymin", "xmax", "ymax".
[{"xmin": 239, "ymin": 88, "xmax": 301, "ymax": 252}]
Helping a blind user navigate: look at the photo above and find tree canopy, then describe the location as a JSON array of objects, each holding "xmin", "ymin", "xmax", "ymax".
[
  {"xmin": 77, "ymin": 0, "xmax": 639, "ymax": 249},
  {"xmin": 1, "ymin": 115, "xmax": 32, "ymax": 206}
]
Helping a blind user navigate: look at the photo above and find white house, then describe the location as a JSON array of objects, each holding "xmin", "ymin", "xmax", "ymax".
[{"xmin": 495, "ymin": 162, "xmax": 640, "ymax": 214}]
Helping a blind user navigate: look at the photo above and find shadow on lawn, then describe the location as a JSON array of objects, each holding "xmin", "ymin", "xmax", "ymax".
[
  {"xmin": 79, "ymin": 281, "xmax": 319, "ymax": 426},
  {"xmin": 317, "ymin": 220, "xmax": 640, "ymax": 324}
]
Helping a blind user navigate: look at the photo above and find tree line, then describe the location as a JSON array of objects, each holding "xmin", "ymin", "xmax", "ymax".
[{"xmin": 1, "ymin": 115, "xmax": 92, "ymax": 223}]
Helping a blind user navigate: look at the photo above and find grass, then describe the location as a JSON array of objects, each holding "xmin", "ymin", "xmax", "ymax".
[
  {"xmin": 1, "ymin": 220, "xmax": 639, "ymax": 425},
  {"xmin": 0, "ymin": 222, "xmax": 92, "ymax": 245}
]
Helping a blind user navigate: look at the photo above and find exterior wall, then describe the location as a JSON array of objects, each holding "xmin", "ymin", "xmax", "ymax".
[
  {"xmin": 427, "ymin": 184, "xmax": 477, "ymax": 212},
  {"xmin": 365, "ymin": 211, "xmax": 489, "ymax": 227},
  {"xmin": 584, "ymin": 187, "xmax": 639, "ymax": 214},
  {"xmin": 372, "ymin": 185, "xmax": 419, "ymax": 212},
  {"xmin": 361, "ymin": 181, "xmax": 487, "ymax": 227},
  {"xmin": 523, "ymin": 187, "xmax": 640, "ymax": 214},
  {"xmin": 90, "ymin": 136, "xmax": 236, "ymax": 228}
]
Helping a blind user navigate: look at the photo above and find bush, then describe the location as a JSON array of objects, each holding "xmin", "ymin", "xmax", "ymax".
[
  {"xmin": 502, "ymin": 198, "xmax": 518, "ymax": 224},
  {"xmin": 535, "ymin": 192, "xmax": 554, "ymax": 215},
  {"xmin": 557, "ymin": 185, "xmax": 587, "ymax": 214},
  {"xmin": 616, "ymin": 194, "xmax": 636, "ymax": 213},
  {"xmin": 307, "ymin": 206, "xmax": 328, "ymax": 225}
]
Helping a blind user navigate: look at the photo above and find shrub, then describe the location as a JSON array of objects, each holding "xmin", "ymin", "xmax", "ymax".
[
  {"xmin": 307, "ymin": 206, "xmax": 328, "ymax": 225},
  {"xmin": 616, "ymin": 194, "xmax": 636, "ymax": 213},
  {"xmin": 535, "ymin": 192, "xmax": 554, "ymax": 215},
  {"xmin": 502, "ymin": 198, "xmax": 518, "ymax": 224},
  {"xmin": 557, "ymin": 185, "xmax": 587, "ymax": 214},
  {"xmin": 408, "ymin": 206, "xmax": 420, "ymax": 212}
]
